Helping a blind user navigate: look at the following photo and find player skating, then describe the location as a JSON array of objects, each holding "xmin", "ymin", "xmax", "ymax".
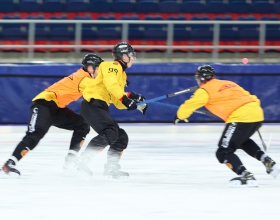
[
  {"xmin": 174, "ymin": 65, "xmax": 279, "ymax": 187},
  {"xmin": 0, "ymin": 54, "xmax": 104, "ymax": 178}
]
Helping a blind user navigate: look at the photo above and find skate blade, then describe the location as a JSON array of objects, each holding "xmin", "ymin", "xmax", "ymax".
[
  {"xmin": 65, "ymin": 163, "xmax": 93, "ymax": 181},
  {"xmin": 0, "ymin": 170, "xmax": 20, "ymax": 179},
  {"xmin": 229, "ymin": 180, "xmax": 258, "ymax": 188},
  {"xmin": 269, "ymin": 165, "xmax": 280, "ymax": 178}
]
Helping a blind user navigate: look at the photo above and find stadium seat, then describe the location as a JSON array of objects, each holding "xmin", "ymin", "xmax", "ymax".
[
  {"xmin": 219, "ymin": 28, "xmax": 239, "ymax": 52},
  {"xmin": 49, "ymin": 28, "xmax": 75, "ymax": 52},
  {"xmin": 66, "ymin": 0, "xmax": 89, "ymax": 12},
  {"xmin": 89, "ymin": 1, "xmax": 112, "ymax": 12},
  {"xmin": 1, "ymin": 28, "xmax": 28, "ymax": 52},
  {"xmin": 96, "ymin": 15, "xmax": 118, "ymax": 29},
  {"xmin": 181, "ymin": 2, "xmax": 207, "ymax": 13},
  {"xmin": 34, "ymin": 28, "xmax": 49, "ymax": 52},
  {"xmin": 18, "ymin": 0, "xmax": 41, "ymax": 12},
  {"xmin": 214, "ymin": 15, "xmax": 235, "ymax": 29},
  {"xmin": 0, "ymin": 0, "xmax": 18, "ymax": 12},
  {"xmin": 48, "ymin": 15, "xmax": 71, "ymax": 30},
  {"xmin": 80, "ymin": 28, "xmax": 98, "ymax": 52},
  {"xmin": 159, "ymin": 1, "xmax": 181, "ymax": 13},
  {"xmin": 120, "ymin": 15, "xmax": 141, "ymax": 29},
  {"xmin": 41, "ymin": 0, "xmax": 66, "ymax": 12},
  {"xmin": 238, "ymin": 28, "xmax": 260, "ymax": 52},
  {"xmin": 112, "ymin": 1, "xmax": 135, "ymax": 12},
  {"xmin": 96, "ymin": 28, "xmax": 122, "ymax": 52},
  {"xmin": 236, "ymin": 16, "xmax": 259, "ymax": 31},
  {"xmin": 128, "ymin": 28, "xmax": 145, "ymax": 51},
  {"xmin": 135, "ymin": 1, "xmax": 159, "ymax": 13},
  {"xmin": 274, "ymin": 2, "xmax": 280, "ymax": 13},
  {"xmin": 173, "ymin": 28, "xmax": 192, "ymax": 52},
  {"xmin": 1, "ymin": 15, "xmax": 23, "ymax": 29},
  {"xmin": 73, "ymin": 15, "xmax": 93, "ymax": 29},
  {"xmin": 251, "ymin": 2, "xmax": 275, "ymax": 13},
  {"xmin": 167, "ymin": 15, "xmax": 187, "ymax": 29},
  {"xmin": 265, "ymin": 28, "xmax": 280, "ymax": 52},
  {"xmin": 229, "ymin": 2, "xmax": 252, "ymax": 13},
  {"xmin": 190, "ymin": 28, "xmax": 213, "ymax": 53},
  {"xmin": 206, "ymin": 2, "xmax": 229, "ymax": 13},
  {"xmin": 143, "ymin": 15, "xmax": 166, "ymax": 29},
  {"xmin": 189, "ymin": 16, "xmax": 213, "ymax": 31},
  {"xmin": 144, "ymin": 28, "xmax": 167, "ymax": 52}
]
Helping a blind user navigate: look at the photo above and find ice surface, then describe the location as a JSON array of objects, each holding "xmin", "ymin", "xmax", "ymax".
[{"xmin": 0, "ymin": 124, "xmax": 280, "ymax": 220}]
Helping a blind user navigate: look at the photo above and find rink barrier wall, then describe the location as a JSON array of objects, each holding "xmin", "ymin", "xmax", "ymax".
[{"xmin": 0, "ymin": 63, "xmax": 279, "ymax": 124}]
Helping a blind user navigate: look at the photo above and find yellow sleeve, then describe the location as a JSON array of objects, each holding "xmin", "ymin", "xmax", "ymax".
[
  {"xmin": 79, "ymin": 77, "xmax": 93, "ymax": 93},
  {"xmin": 239, "ymin": 87, "xmax": 260, "ymax": 105},
  {"xmin": 177, "ymin": 88, "xmax": 209, "ymax": 119},
  {"xmin": 102, "ymin": 63, "xmax": 125, "ymax": 100}
]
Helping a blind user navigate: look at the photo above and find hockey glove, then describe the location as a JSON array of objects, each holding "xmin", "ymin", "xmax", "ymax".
[
  {"xmin": 121, "ymin": 95, "xmax": 137, "ymax": 111},
  {"xmin": 137, "ymin": 104, "xmax": 148, "ymax": 115},
  {"xmin": 128, "ymin": 92, "xmax": 146, "ymax": 102},
  {"xmin": 173, "ymin": 115, "xmax": 189, "ymax": 125}
]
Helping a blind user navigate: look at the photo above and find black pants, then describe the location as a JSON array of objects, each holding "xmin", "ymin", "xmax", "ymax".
[
  {"xmin": 12, "ymin": 100, "xmax": 90, "ymax": 162},
  {"xmin": 80, "ymin": 99, "xmax": 128, "ymax": 164},
  {"xmin": 216, "ymin": 122, "xmax": 264, "ymax": 175}
]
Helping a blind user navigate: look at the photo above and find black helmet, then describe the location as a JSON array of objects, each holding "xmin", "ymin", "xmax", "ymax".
[
  {"xmin": 112, "ymin": 42, "xmax": 136, "ymax": 60},
  {"xmin": 82, "ymin": 53, "xmax": 104, "ymax": 70},
  {"xmin": 195, "ymin": 65, "xmax": 215, "ymax": 83}
]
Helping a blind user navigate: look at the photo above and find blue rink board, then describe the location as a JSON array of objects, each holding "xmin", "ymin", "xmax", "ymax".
[{"xmin": 0, "ymin": 63, "xmax": 279, "ymax": 124}]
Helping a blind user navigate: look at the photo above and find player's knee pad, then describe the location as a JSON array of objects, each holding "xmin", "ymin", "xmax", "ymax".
[{"xmin": 216, "ymin": 148, "xmax": 233, "ymax": 164}]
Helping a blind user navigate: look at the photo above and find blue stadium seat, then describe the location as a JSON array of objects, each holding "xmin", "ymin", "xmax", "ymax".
[
  {"xmin": 0, "ymin": 0, "xmax": 18, "ymax": 12},
  {"xmin": 261, "ymin": 16, "xmax": 280, "ymax": 29},
  {"xmin": 49, "ymin": 28, "xmax": 75, "ymax": 52},
  {"xmin": 112, "ymin": 1, "xmax": 135, "ymax": 12},
  {"xmin": 96, "ymin": 15, "xmax": 118, "ymax": 29},
  {"xmin": 18, "ymin": 0, "xmax": 41, "ymax": 12},
  {"xmin": 80, "ymin": 28, "xmax": 98, "ymax": 52},
  {"xmin": 181, "ymin": 2, "xmax": 206, "ymax": 13},
  {"xmin": 219, "ymin": 28, "xmax": 239, "ymax": 52},
  {"xmin": 167, "ymin": 15, "xmax": 187, "ymax": 29},
  {"xmin": 229, "ymin": 2, "xmax": 252, "ymax": 13},
  {"xmin": 143, "ymin": 15, "xmax": 166, "ymax": 29},
  {"xmin": 189, "ymin": 16, "xmax": 212, "ymax": 31},
  {"xmin": 206, "ymin": 2, "xmax": 229, "ymax": 13},
  {"xmin": 33, "ymin": 28, "xmax": 49, "ymax": 52},
  {"xmin": 1, "ymin": 28, "xmax": 28, "ymax": 52},
  {"xmin": 236, "ymin": 16, "xmax": 259, "ymax": 31},
  {"xmin": 214, "ymin": 15, "xmax": 235, "ymax": 29},
  {"xmin": 265, "ymin": 28, "xmax": 280, "ymax": 52},
  {"xmin": 276, "ymin": 2, "xmax": 280, "ymax": 13},
  {"xmin": 96, "ymin": 28, "xmax": 122, "ymax": 52},
  {"xmin": 135, "ymin": 1, "xmax": 159, "ymax": 13},
  {"xmin": 238, "ymin": 28, "xmax": 259, "ymax": 52},
  {"xmin": 159, "ymin": 1, "xmax": 181, "ymax": 13},
  {"xmin": 73, "ymin": 15, "xmax": 93, "ymax": 29},
  {"xmin": 42, "ymin": 0, "xmax": 66, "ymax": 12},
  {"xmin": 128, "ymin": 28, "xmax": 145, "ymax": 51},
  {"xmin": 190, "ymin": 28, "xmax": 213, "ymax": 52},
  {"xmin": 66, "ymin": 0, "xmax": 89, "ymax": 12},
  {"xmin": 89, "ymin": 1, "xmax": 112, "ymax": 12},
  {"xmin": 173, "ymin": 28, "xmax": 191, "ymax": 52},
  {"xmin": 144, "ymin": 28, "xmax": 167, "ymax": 52},
  {"xmin": 120, "ymin": 15, "xmax": 141, "ymax": 29},
  {"xmin": 252, "ymin": 2, "xmax": 275, "ymax": 13},
  {"xmin": 26, "ymin": 15, "xmax": 46, "ymax": 29},
  {"xmin": 48, "ymin": 15, "xmax": 71, "ymax": 30},
  {"xmin": 1, "ymin": 15, "xmax": 23, "ymax": 29}
]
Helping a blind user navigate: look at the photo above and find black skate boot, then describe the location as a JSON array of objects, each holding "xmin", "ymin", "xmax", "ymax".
[
  {"xmin": 262, "ymin": 156, "xmax": 280, "ymax": 178},
  {"xmin": 67, "ymin": 153, "xmax": 93, "ymax": 179},
  {"xmin": 229, "ymin": 171, "xmax": 258, "ymax": 187},
  {"xmin": 103, "ymin": 163, "xmax": 129, "ymax": 180},
  {"xmin": 0, "ymin": 159, "xmax": 20, "ymax": 178}
]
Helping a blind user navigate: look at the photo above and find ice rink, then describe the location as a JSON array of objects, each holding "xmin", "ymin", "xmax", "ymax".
[{"xmin": 0, "ymin": 124, "xmax": 280, "ymax": 220}]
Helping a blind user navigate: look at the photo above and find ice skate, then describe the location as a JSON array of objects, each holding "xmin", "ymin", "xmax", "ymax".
[
  {"xmin": 66, "ymin": 153, "xmax": 93, "ymax": 180},
  {"xmin": 0, "ymin": 159, "xmax": 20, "ymax": 178},
  {"xmin": 262, "ymin": 156, "xmax": 280, "ymax": 178},
  {"xmin": 229, "ymin": 171, "xmax": 258, "ymax": 188},
  {"xmin": 103, "ymin": 163, "xmax": 129, "ymax": 180}
]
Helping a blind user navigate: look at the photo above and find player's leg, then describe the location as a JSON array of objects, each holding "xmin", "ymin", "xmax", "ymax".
[
  {"xmin": 241, "ymin": 122, "xmax": 279, "ymax": 178},
  {"xmin": 0, "ymin": 101, "xmax": 54, "ymax": 177},
  {"xmin": 104, "ymin": 128, "xmax": 129, "ymax": 179},
  {"xmin": 216, "ymin": 122, "xmax": 258, "ymax": 187},
  {"xmin": 53, "ymin": 107, "xmax": 90, "ymax": 168}
]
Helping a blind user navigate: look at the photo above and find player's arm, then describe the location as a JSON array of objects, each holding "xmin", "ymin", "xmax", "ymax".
[{"xmin": 175, "ymin": 88, "xmax": 209, "ymax": 122}]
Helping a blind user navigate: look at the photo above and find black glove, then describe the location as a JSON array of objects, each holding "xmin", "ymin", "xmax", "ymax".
[
  {"xmin": 121, "ymin": 95, "xmax": 137, "ymax": 111},
  {"xmin": 173, "ymin": 115, "xmax": 189, "ymax": 125},
  {"xmin": 129, "ymin": 92, "xmax": 145, "ymax": 102}
]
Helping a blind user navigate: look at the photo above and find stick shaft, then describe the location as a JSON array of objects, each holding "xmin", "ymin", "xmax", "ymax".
[
  {"xmin": 257, "ymin": 130, "xmax": 267, "ymax": 152},
  {"xmin": 137, "ymin": 86, "xmax": 198, "ymax": 105}
]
